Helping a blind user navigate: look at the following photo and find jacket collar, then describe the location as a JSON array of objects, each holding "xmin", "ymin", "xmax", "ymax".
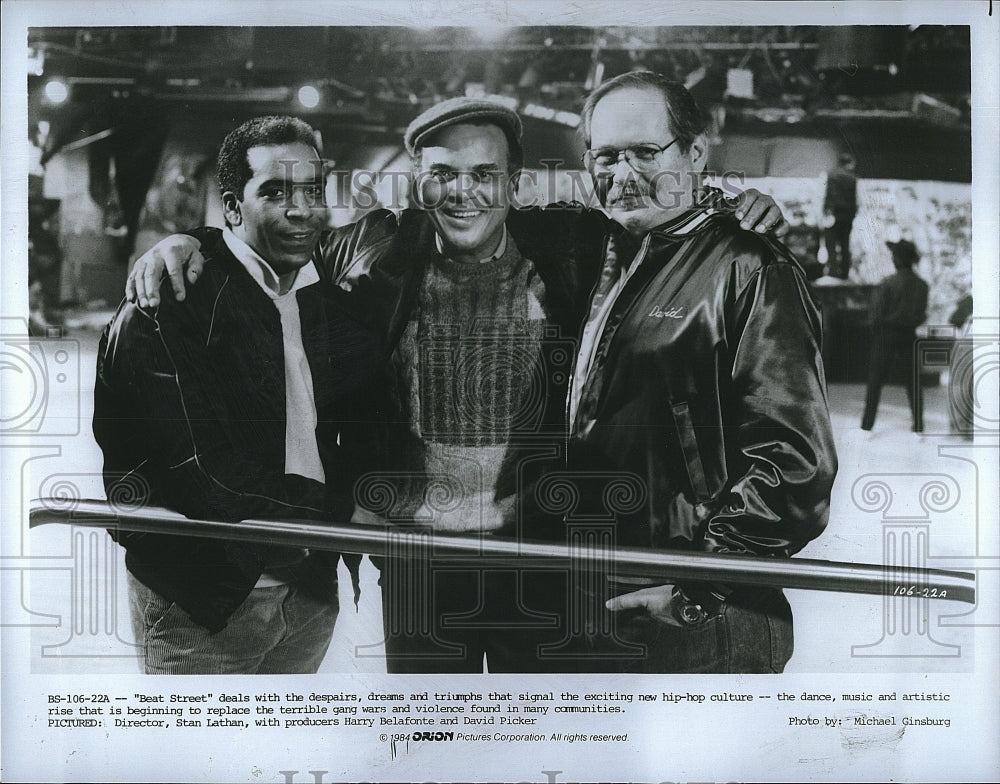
[
  {"xmin": 649, "ymin": 207, "xmax": 718, "ymax": 240},
  {"xmin": 639, "ymin": 187, "xmax": 734, "ymax": 241}
]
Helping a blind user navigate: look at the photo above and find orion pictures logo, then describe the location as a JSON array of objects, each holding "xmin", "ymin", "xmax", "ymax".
[{"xmin": 0, "ymin": 318, "xmax": 81, "ymax": 437}]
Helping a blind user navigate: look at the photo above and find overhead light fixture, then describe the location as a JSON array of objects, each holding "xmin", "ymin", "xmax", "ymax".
[
  {"xmin": 44, "ymin": 79, "xmax": 69, "ymax": 104},
  {"xmin": 297, "ymin": 85, "xmax": 320, "ymax": 109}
]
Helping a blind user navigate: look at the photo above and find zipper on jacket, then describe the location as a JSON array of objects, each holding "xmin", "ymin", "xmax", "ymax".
[{"xmin": 565, "ymin": 230, "xmax": 652, "ymax": 451}]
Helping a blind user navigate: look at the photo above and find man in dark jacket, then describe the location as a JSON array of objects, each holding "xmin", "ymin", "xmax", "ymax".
[
  {"xmin": 861, "ymin": 239, "xmax": 929, "ymax": 432},
  {"xmin": 569, "ymin": 71, "xmax": 837, "ymax": 673},
  {"xmin": 94, "ymin": 116, "xmax": 380, "ymax": 673},
  {"xmin": 124, "ymin": 100, "xmax": 788, "ymax": 673}
]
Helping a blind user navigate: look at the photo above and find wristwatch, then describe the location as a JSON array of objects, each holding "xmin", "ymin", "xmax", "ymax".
[{"xmin": 671, "ymin": 584, "xmax": 731, "ymax": 626}]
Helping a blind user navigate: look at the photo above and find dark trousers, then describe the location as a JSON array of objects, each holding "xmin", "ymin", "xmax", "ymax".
[
  {"xmin": 377, "ymin": 560, "xmax": 575, "ymax": 673},
  {"xmin": 824, "ymin": 213, "xmax": 854, "ymax": 279},
  {"xmin": 862, "ymin": 327, "xmax": 922, "ymax": 431},
  {"xmin": 577, "ymin": 584, "xmax": 794, "ymax": 674}
]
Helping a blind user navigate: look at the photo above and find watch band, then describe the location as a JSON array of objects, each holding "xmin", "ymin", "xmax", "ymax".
[{"xmin": 672, "ymin": 583, "xmax": 732, "ymax": 625}]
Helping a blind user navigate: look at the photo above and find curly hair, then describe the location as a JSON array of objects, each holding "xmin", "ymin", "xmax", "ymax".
[{"xmin": 216, "ymin": 115, "xmax": 318, "ymax": 200}]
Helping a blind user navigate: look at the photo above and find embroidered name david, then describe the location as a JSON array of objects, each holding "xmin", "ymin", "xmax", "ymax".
[{"xmin": 648, "ymin": 305, "xmax": 686, "ymax": 319}]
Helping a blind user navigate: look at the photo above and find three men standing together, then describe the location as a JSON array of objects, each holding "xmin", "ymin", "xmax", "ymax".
[{"xmin": 102, "ymin": 71, "xmax": 836, "ymax": 674}]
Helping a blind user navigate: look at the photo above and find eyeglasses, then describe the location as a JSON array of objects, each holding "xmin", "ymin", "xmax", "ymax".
[{"xmin": 583, "ymin": 139, "xmax": 680, "ymax": 172}]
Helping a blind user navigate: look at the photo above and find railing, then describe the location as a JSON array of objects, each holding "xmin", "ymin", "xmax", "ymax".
[{"xmin": 29, "ymin": 499, "xmax": 975, "ymax": 604}]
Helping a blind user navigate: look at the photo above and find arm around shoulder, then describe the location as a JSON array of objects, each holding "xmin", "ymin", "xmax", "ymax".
[
  {"xmin": 315, "ymin": 209, "xmax": 400, "ymax": 286},
  {"xmin": 128, "ymin": 228, "xmax": 217, "ymax": 307}
]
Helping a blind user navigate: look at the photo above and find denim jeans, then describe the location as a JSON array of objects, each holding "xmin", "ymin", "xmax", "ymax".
[
  {"xmin": 128, "ymin": 572, "xmax": 339, "ymax": 674},
  {"xmin": 580, "ymin": 584, "xmax": 794, "ymax": 674}
]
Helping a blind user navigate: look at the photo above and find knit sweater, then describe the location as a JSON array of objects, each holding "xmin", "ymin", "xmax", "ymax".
[{"xmin": 394, "ymin": 237, "xmax": 548, "ymax": 531}]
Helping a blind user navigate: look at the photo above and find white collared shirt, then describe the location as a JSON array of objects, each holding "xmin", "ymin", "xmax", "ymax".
[{"xmin": 222, "ymin": 228, "xmax": 325, "ymax": 485}]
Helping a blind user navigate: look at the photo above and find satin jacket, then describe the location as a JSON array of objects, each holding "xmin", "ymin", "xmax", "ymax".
[
  {"xmin": 569, "ymin": 208, "xmax": 838, "ymax": 559},
  {"xmin": 316, "ymin": 207, "xmax": 601, "ymax": 351}
]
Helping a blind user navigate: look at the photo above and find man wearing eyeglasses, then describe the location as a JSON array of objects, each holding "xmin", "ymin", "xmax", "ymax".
[
  {"xmin": 123, "ymin": 95, "xmax": 790, "ymax": 672},
  {"xmin": 569, "ymin": 71, "xmax": 837, "ymax": 673}
]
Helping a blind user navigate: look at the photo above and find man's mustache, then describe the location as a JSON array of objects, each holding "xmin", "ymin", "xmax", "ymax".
[
  {"xmin": 596, "ymin": 170, "xmax": 700, "ymax": 210},
  {"xmin": 595, "ymin": 171, "xmax": 648, "ymax": 207},
  {"xmin": 609, "ymin": 184, "xmax": 647, "ymax": 200},
  {"xmin": 603, "ymin": 184, "xmax": 650, "ymax": 208}
]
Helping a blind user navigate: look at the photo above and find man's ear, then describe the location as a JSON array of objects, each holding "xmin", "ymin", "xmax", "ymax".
[
  {"xmin": 222, "ymin": 192, "xmax": 242, "ymax": 227},
  {"xmin": 508, "ymin": 168, "xmax": 523, "ymax": 199},
  {"xmin": 688, "ymin": 133, "xmax": 709, "ymax": 175}
]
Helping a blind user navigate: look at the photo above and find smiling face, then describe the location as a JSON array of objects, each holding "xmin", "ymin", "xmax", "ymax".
[
  {"xmin": 414, "ymin": 123, "xmax": 512, "ymax": 263},
  {"xmin": 588, "ymin": 86, "xmax": 707, "ymax": 236},
  {"xmin": 223, "ymin": 141, "xmax": 326, "ymax": 275}
]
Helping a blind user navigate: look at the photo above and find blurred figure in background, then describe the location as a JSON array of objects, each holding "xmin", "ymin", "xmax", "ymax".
[
  {"xmin": 949, "ymin": 293, "xmax": 973, "ymax": 332},
  {"xmin": 861, "ymin": 239, "xmax": 929, "ymax": 433},
  {"xmin": 823, "ymin": 151, "xmax": 857, "ymax": 280}
]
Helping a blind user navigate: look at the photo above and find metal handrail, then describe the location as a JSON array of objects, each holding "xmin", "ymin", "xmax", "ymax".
[{"xmin": 29, "ymin": 499, "xmax": 976, "ymax": 604}]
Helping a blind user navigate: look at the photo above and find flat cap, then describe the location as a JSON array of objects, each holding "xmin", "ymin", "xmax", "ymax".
[{"xmin": 404, "ymin": 96, "xmax": 522, "ymax": 156}]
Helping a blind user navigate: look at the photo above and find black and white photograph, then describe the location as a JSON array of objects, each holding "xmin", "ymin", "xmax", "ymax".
[{"xmin": 2, "ymin": 1, "xmax": 998, "ymax": 782}]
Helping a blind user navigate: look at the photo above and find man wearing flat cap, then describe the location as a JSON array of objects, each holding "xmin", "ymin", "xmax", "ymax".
[
  {"xmin": 861, "ymin": 238, "xmax": 929, "ymax": 432},
  {"xmin": 125, "ymin": 94, "xmax": 788, "ymax": 672}
]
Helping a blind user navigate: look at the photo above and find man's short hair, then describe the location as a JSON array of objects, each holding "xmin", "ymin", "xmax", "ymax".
[
  {"xmin": 580, "ymin": 71, "xmax": 710, "ymax": 154},
  {"xmin": 217, "ymin": 115, "xmax": 318, "ymax": 200},
  {"xmin": 405, "ymin": 97, "xmax": 524, "ymax": 173}
]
